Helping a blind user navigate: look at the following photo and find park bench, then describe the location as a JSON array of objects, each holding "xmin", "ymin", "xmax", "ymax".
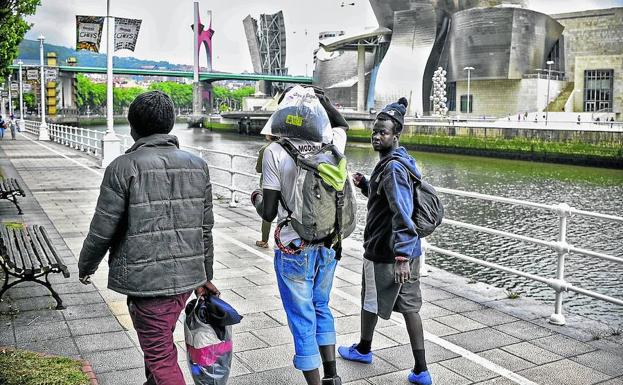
[
  {"xmin": 0, "ymin": 224, "xmax": 70, "ymax": 309},
  {"xmin": 0, "ymin": 178, "xmax": 26, "ymax": 215}
]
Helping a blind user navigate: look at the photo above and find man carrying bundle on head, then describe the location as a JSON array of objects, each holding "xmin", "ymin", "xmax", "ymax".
[
  {"xmin": 338, "ymin": 98, "xmax": 435, "ymax": 385},
  {"xmin": 251, "ymin": 85, "xmax": 357, "ymax": 385}
]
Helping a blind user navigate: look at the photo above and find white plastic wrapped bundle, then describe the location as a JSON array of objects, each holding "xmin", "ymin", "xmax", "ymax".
[{"xmin": 261, "ymin": 85, "xmax": 332, "ymax": 143}]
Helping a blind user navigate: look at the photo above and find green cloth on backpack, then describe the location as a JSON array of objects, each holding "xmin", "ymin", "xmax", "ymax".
[{"xmin": 318, "ymin": 158, "xmax": 347, "ymax": 191}]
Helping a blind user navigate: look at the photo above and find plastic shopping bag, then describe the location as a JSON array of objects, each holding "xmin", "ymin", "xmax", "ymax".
[
  {"xmin": 261, "ymin": 85, "xmax": 331, "ymax": 142},
  {"xmin": 184, "ymin": 295, "xmax": 243, "ymax": 385}
]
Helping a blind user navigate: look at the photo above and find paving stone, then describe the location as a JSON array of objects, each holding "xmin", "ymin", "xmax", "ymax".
[
  {"xmin": 478, "ymin": 348, "xmax": 536, "ymax": 372},
  {"xmin": 251, "ymin": 325, "xmax": 293, "ymax": 346},
  {"xmin": 83, "ymin": 347, "xmax": 144, "ymax": 373},
  {"xmin": 518, "ymin": 359, "xmax": 611, "ymax": 385},
  {"xmin": 493, "ymin": 320, "xmax": 556, "ymax": 340},
  {"xmin": 433, "ymin": 297, "xmax": 487, "ymax": 313},
  {"xmin": 368, "ymin": 363, "xmax": 471, "ymax": 385},
  {"xmin": 462, "ymin": 308, "xmax": 519, "ymax": 326},
  {"xmin": 419, "ymin": 303, "xmax": 454, "ymax": 320},
  {"xmin": 8, "ymin": 308, "xmax": 66, "ymax": 324},
  {"xmin": 75, "ymin": 331, "xmax": 135, "ymax": 354},
  {"xmin": 473, "ymin": 377, "xmax": 517, "ymax": 385},
  {"xmin": 0, "ymin": 324, "xmax": 15, "ymax": 345},
  {"xmin": 18, "ymin": 336, "xmax": 79, "ymax": 358},
  {"xmin": 95, "ymin": 367, "xmax": 147, "ymax": 385},
  {"xmin": 235, "ymin": 312, "xmax": 282, "ymax": 333},
  {"xmin": 595, "ymin": 377, "xmax": 623, "ymax": 385},
  {"xmin": 336, "ymin": 355, "xmax": 399, "ymax": 383},
  {"xmin": 570, "ymin": 350, "xmax": 623, "ymax": 377},
  {"xmin": 337, "ymin": 331, "xmax": 398, "ymax": 351},
  {"xmin": 421, "ymin": 287, "xmax": 456, "ymax": 302},
  {"xmin": 422, "ymin": 319, "xmax": 460, "ymax": 337},
  {"xmin": 225, "ymin": 296, "xmax": 284, "ymax": 315},
  {"xmin": 531, "ymin": 334, "xmax": 597, "ymax": 357},
  {"xmin": 234, "ymin": 331, "xmax": 269, "ymax": 352},
  {"xmin": 434, "ymin": 314, "xmax": 488, "ymax": 332},
  {"xmin": 440, "ymin": 356, "xmax": 499, "ymax": 382},
  {"xmin": 443, "ymin": 328, "xmax": 520, "ymax": 352},
  {"xmin": 374, "ymin": 340, "xmax": 459, "ymax": 369},
  {"xmin": 264, "ymin": 309, "xmax": 288, "ymax": 325},
  {"xmin": 236, "ymin": 344, "xmax": 295, "ymax": 371},
  {"xmin": 228, "ymin": 365, "xmax": 303, "ymax": 385},
  {"xmin": 67, "ymin": 316, "xmax": 123, "ymax": 336},
  {"xmin": 14, "ymin": 320, "xmax": 70, "ymax": 344},
  {"xmin": 501, "ymin": 342, "xmax": 565, "ymax": 365},
  {"xmin": 61, "ymin": 302, "xmax": 115, "ymax": 320}
]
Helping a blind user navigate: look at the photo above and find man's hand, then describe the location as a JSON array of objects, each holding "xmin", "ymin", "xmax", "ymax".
[
  {"xmin": 352, "ymin": 172, "xmax": 367, "ymax": 188},
  {"xmin": 195, "ymin": 281, "xmax": 220, "ymax": 298},
  {"xmin": 394, "ymin": 256, "xmax": 411, "ymax": 284},
  {"xmin": 79, "ymin": 275, "xmax": 92, "ymax": 285}
]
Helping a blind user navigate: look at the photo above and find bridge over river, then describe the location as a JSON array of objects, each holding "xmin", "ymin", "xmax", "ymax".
[{"xmin": 0, "ymin": 124, "xmax": 621, "ymax": 385}]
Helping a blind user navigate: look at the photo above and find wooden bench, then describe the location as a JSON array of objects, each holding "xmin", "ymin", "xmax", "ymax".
[
  {"xmin": 0, "ymin": 178, "xmax": 26, "ymax": 215},
  {"xmin": 0, "ymin": 224, "xmax": 70, "ymax": 309}
]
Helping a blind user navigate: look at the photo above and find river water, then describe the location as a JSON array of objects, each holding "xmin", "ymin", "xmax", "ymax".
[{"xmin": 105, "ymin": 123, "xmax": 623, "ymax": 324}]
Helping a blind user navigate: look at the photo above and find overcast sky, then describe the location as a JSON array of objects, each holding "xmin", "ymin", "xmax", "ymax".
[{"xmin": 24, "ymin": 0, "xmax": 623, "ymax": 75}]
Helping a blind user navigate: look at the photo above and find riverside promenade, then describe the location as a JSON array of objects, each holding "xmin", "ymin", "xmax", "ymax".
[{"xmin": 0, "ymin": 134, "xmax": 622, "ymax": 385}]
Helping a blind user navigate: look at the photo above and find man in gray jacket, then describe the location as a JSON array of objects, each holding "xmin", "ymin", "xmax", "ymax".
[{"xmin": 78, "ymin": 91, "xmax": 219, "ymax": 385}]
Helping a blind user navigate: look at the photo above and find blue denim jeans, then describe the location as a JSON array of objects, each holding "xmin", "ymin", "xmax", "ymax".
[{"xmin": 274, "ymin": 245, "xmax": 338, "ymax": 371}]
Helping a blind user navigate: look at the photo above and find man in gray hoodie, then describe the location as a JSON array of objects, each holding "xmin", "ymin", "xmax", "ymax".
[{"xmin": 79, "ymin": 91, "xmax": 219, "ymax": 385}]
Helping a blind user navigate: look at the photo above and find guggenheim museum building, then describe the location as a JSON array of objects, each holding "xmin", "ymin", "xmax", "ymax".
[{"xmin": 313, "ymin": 0, "xmax": 623, "ymax": 119}]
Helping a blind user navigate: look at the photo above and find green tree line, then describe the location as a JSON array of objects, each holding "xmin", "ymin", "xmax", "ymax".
[{"xmin": 75, "ymin": 74, "xmax": 255, "ymax": 112}]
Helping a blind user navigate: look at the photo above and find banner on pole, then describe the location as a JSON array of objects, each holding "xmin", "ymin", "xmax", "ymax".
[
  {"xmin": 23, "ymin": 84, "xmax": 32, "ymax": 93},
  {"xmin": 76, "ymin": 15, "xmax": 105, "ymax": 52},
  {"xmin": 10, "ymin": 83, "xmax": 18, "ymax": 92},
  {"xmin": 114, "ymin": 18, "xmax": 142, "ymax": 51},
  {"xmin": 27, "ymin": 69, "xmax": 39, "ymax": 81},
  {"xmin": 45, "ymin": 68, "xmax": 58, "ymax": 82}
]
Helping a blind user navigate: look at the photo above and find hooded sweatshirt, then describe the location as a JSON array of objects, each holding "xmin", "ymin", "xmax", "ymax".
[{"xmin": 362, "ymin": 147, "xmax": 422, "ymax": 263}]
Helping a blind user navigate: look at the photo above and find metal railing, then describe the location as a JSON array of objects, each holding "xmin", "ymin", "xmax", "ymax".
[
  {"xmin": 23, "ymin": 120, "xmax": 103, "ymax": 157},
  {"xmin": 47, "ymin": 123, "xmax": 103, "ymax": 157},
  {"xmin": 170, "ymin": 147, "xmax": 623, "ymax": 325},
  {"xmin": 21, "ymin": 124, "xmax": 623, "ymax": 325}
]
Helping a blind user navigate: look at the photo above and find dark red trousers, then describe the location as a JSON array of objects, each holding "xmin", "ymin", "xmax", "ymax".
[{"xmin": 128, "ymin": 291, "xmax": 192, "ymax": 385}]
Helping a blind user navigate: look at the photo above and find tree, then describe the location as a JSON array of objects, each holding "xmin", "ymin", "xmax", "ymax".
[
  {"xmin": 148, "ymin": 82, "xmax": 192, "ymax": 109},
  {"xmin": 0, "ymin": 0, "xmax": 41, "ymax": 78}
]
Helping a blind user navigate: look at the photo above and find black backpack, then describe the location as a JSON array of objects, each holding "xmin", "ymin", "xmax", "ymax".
[{"xmin": 379, "ymin": 159, "xmax": 444, "ymax": 238}]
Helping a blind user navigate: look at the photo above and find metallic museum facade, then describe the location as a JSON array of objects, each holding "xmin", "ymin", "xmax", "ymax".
[{"xmin": 313, "ymin": 1, "xmax": 623, "ymax": 118}]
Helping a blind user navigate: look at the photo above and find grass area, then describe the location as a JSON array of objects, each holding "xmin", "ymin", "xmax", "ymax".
[
  {"xmin": 347, "ymin": 130, "xmax": 623, "ymax": 159},
  {"xmin": 2, "ymin": 222, "xmax": 24, "ymax": 230},
  {"xmin": 0, "ymin": 348, "xmax": 89, "ymax": 385}
]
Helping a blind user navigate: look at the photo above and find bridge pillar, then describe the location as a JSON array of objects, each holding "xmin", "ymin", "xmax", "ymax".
[
  {"xmin": 357, "ymin": 44, "xmax": 366, "ymax": 112},
  {"xmin": 192, "ymin": 82, "xmax": 203, "ymax": 116}
]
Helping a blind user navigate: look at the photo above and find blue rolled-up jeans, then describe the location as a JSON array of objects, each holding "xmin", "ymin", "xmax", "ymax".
[{"xmin": 274, "ymin": 245, "xmax": 338, "ymax": 371}]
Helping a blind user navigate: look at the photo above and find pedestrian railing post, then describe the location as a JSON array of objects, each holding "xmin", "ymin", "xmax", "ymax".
[
  {"xmin": 229, "ymin": 154, "xmax": 238, "ymax": 207},
  {"xmin": 420, "ymin": 239, "xmax": 429, "ymax": 277},
  {"xmin": 550, "ymin": 203, "xmax": 571, "ymax": 326}
]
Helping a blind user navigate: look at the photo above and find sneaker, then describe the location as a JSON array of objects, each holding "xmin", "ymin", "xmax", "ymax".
[
  {"xmin": 337, "ymin": 344, "xmax": 373, "ymax": 364},
  {"xmin": 408, "ymin": 370, "xmax": 432, "ymax": 385},
  {"xmin": 321, "ymin": 375, "xmax": 342, "ymax": 385}
]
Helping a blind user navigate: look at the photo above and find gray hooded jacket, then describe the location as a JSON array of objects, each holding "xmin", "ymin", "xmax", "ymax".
[{"xmin": 78, "ymin": 134, "xmax": 214, "ymax": 297}]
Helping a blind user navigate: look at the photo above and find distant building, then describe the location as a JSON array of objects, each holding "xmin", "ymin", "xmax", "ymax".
[
  {"xmin": 314, "ymin": 1, "xmax": 623, "ymax": 119},
  {"xmin": 243, "ymin": 11, "xmax": 287, "ymax": 95}
]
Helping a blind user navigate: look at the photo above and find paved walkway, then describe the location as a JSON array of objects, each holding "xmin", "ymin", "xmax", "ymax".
[{"xmin": 0, "ymin": 134, "xmax": 621, "ymax": 385}]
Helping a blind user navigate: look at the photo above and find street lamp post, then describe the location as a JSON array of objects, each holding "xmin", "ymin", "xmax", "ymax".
[
  {"xmin": 38, "ymin": 34, "xmax": 49, "ymax": 140},
  {"xmin": 101, "ymin": 0, "xmax": 121, "ymax": 168},
  {"xmin": 463, "ymin": 66, "xmax": 474, "ymax": 117},
  {"xmin": 545, "ymin": 60, "xmax": 554, "ymax": 126},
  {"xmin": 7, "ymin": 74, "xmax": 13, "ymax": 118},
  {"xmin": 17, "ymin": 60, "xmax": 25, "ymax": 131}
]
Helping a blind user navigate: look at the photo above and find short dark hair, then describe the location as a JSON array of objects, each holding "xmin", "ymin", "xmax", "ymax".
[{"xmin": 128, "ymin": 91, "xmax": 175, "ymax": 137}]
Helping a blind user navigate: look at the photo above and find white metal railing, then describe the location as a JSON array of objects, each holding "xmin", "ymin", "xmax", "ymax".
[
  {"xmin": 22, "ymin": 125, "xmax": 623, "ymax": 324},
  {"xmin": 47, "ymin": 123, "xmax": 104, "ymax": 157},
  {"xmin": 178, "ymin": 148, "xmax": 623, "ymax": 326},
  {"xmin": 23, "ymin": 120, "xmax": 104, "ymax": 157}
]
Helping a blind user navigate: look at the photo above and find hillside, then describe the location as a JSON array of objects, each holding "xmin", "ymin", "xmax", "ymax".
[{"xmin": 17, "ymin": 39, "xmax": 186, "ymax": 70}]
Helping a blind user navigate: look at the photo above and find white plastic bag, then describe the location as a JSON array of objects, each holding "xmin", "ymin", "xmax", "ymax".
[{"xmin": 261, "ymin": 85, "xmax": 332, "ymax": 142}]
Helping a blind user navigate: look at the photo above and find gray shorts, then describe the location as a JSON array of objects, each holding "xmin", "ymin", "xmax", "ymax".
[{"xmin": 361, "ymin": 258, "xmax": 422, "ymax": 320}]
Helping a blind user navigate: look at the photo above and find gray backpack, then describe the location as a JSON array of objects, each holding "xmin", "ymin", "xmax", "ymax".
[{"xmin": 277, "ymin": 139, "xmax": 357, "ymax": 257}]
